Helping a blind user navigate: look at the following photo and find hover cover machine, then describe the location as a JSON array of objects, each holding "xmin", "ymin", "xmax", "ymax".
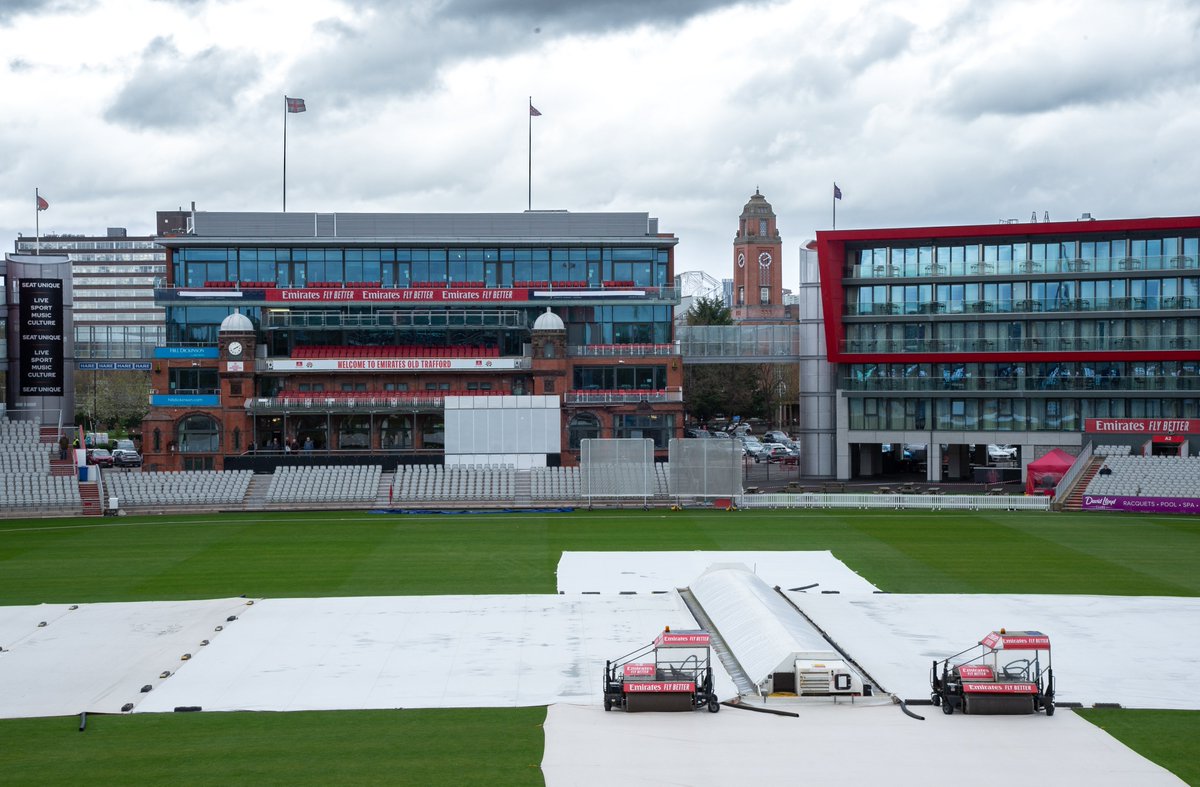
[
  {"xmin": 931, "ymin": 630, "xmax": 1055, "ymax": 715},
  {"xmin": 604, "ymin": 628, "xmax": 720, "ymax": 713}
]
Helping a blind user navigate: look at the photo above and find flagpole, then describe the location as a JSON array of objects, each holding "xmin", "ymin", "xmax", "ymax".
[
  {"xmin": 832, "ymin": 183, "xmax": 837, "ymax": 230},
  {"xmin": 532, "ymin": 94, "xmax": 537, "ymax": 211},
  {"xmin": 283, "ymin": 96, "xmax": 288, "ymax": 212},
  {"xmin": 35, "ymin": 188, "xmax": 40, "ymax": 255}
]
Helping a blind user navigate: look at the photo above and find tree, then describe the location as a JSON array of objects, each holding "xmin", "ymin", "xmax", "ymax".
[
  {"xmin": 686, "ymin": 294, "xmax": 732, "ymax": 326},
  {"xmin": 75, "ymin": 371, "xmax": 152, "ymax": 433},
  {"xmin": 682, "ymin": 295, "xmax": 759, "ymax": 423}
]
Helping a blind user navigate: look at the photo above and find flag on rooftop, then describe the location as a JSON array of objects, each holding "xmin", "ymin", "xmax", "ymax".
[
  {"xmin": 529, "ymin": 103, "xmax": 542, "ymax": 117},
  {"xmin": 36, "ymin": 194, "xmax": 49, "ymax": 211},
  {"xmin": 833, "ymin": 183, "xmax": 843, "ymax": 200},
  {"xmin": 286, "ymin": 97, "xmax": 306, "ymax": 113}
]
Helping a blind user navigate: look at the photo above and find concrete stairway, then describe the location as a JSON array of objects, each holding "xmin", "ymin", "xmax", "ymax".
[
  {"xmin": 1063, "ymin": 456, "xmax": 1106, "ymax": 511},
  {"xmin": 375, "ymin": 472, "xmax": 395, "ymax": 508},
  {"xmin": 242, "ymin": 473, "xmax": 274, "ymax": 509},
  {"xmin": 79, "ymin": 481, "xmax": 102, "ymax": 516},
  {"xmin": 513, "ymin": 469, "xmax": 532, "ymax": 506}
]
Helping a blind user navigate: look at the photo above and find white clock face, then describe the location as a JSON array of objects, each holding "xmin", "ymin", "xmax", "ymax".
[
  {"xmin": 228, "ymin": 341, "xmax": 243, "ymax": 357},
  {"xmin": 758, "ymin": 252, "xmax": 772, "ymax": 268},
  {"xmin": 737, "ymin": 253, "xmax": 745, "ymax": 268}
]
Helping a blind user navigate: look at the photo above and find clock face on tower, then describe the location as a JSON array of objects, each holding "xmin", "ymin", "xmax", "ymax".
[
  {"xmin": 758, "ymin": 252, "xmax": 772, "ymax": 268},
  {"xmin": 227, "ymin": 341, "xmax": 243, "ymax": 358},
  {"xmin": 737, "ymin": 252, "xmax": 745, "ymax": 268}
]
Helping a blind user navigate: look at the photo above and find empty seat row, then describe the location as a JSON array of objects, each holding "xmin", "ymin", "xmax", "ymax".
[
  {"xmin": 103, "ymin": 469, "xmax": 253, "ymax": 507},
  {"xmin": 1085, "ymin": 455, "xmax": 1200, "ymax": 498},
  {"xmin": 266, "ymin": 465, "xmax": 382, "ymax": 503},
  {"xmin": 391, "ymin": 464, "xmax": 516, "ymax": 502}
]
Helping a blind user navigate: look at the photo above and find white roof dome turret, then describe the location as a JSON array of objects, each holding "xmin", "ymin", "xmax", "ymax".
[
  {"xmin": 533, "ymin": 307, "xmax": 564, "ymax": 331},
  {"xmin": 219, "ymin": 311, "xmax": 254, "ymax": 333}
]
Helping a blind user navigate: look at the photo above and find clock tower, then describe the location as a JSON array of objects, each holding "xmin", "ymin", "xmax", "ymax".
[{"xmin": 732, "ymin": 189, "xmax": 785, "ymax": 322}]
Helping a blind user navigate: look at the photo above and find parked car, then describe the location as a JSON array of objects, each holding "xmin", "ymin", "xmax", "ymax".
[
  {"xmin": 763, "ymin": 430, "xmax": 792, "ymax": 445},
  {"xmin": 684, "ymin": 427, "xmax": 712, "ymax": 439},
  {"xmin": 740, "ymin": 437, "xmax": 766, "ymax": 458},
  {"xmin": 86, "ymin": 448, "xmax": 114, "ymax": 468},
  {"xmin": 113, "ymin": 450, "xmax": 143, "ymax": 468},
  {"xmin": 111, "ymin": 439, "xmax": 141, "ymax": 467},
  {"xmin": 757, "ymin": 444, "xmax": 794, "ymax": 463},
  {"xmin": 988, "ymin": 444, "xmax": 1017, "ymax": 462}
]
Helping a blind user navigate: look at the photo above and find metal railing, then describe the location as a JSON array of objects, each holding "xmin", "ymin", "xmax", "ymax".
[
  {"xmin": 244, "ymin": 391, "xmax": 516, "ymax": 412},
  {"xmin": 846, "ymin": 296, "xmax": 1197, "ymax": 317},
  {"xmin": 264, "ymin": 309, "xmax": 528, "ymax": 330},
  {"xmin": 843, "ymin": 372, "xmax": 1200, "ymax": 392},
  {"xmin": 736, "ymin": 493, "xmax": 1051, "ymax": 511},
  {"xmin": 563, "ymin": 388, "xmax": 683, "ymax": 405},
  {"xmin": 1052, "ymin": 443, "xmax": 1093, "ymax": 504},
  {"xmin": 842, "ymin": 335, "xmax": 1200, "ymax": 354},
  {"xmin": 847, "ymin": 254, "xmax": 1199, "ymax": 279},
  {"xmin": 568, "ymin": 343, "xmax": 679, "ymax": 357}
]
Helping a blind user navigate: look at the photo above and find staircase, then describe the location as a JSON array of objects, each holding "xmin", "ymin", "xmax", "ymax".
[
  {"xmin": 39, "ymin": 425, "xmax": 61, "ymax": 445},
  {"xmin": 514, "ymin": 469, "xmax": 532, "ymax": 506},
  {"xmin": 1062, "ymin": 456, "xmax": 1106, "ymax": 511},
  {"xmin": 79, "ymin": 481, "xmax": 102, "ymax": 516},
  {"xmin": 375, "ymin": 472, "xmax": 395, "ymax": 508},
  {"xmin": 49, "ymin": 456, "xmax": 76, "ymax": 477},
  {"xmin": 242, "ymin": 473, "xmax": 274, "ymax": 509}
]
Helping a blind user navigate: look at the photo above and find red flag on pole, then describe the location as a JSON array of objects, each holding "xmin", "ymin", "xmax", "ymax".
[
  {"xmin": 286, "ymin": 97, "xmax": 306, "ymax": 113},
  {"xmin": 36, "ymin": 194, "xmax": 49, "ymax": 211},
  {"xmin": 529, "ymin": 103, "xmax": 542, "ymax": 117}
]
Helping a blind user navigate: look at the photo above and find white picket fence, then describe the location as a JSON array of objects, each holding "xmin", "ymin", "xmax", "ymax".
[{"xmin": 735, "ymin": 493, "xmax": 1051, "ymax": 511}]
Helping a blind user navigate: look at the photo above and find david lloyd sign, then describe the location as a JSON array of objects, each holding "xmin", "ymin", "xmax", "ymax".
[{"xmin": 18, "ymin": 278, "xmax": 64, "ymax": 396}]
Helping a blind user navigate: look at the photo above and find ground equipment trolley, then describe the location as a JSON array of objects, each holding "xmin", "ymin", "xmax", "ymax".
[
  {"xmin": 931, "ymin": 629, "xmax": 1055, "ymax": 715},
  {"xmin": 604, "ymin": 628, "xmax": 721, "ymax": 713}
]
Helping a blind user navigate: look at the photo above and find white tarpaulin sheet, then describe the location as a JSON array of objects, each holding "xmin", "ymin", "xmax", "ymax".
[
  {"xmin": 0, "ymin": 598, "xmax": 248, "ymax": 719},
  {"xmin": 691, "ymin": 565, "xmax": 837, "ymax": 685},
  {"xmin": 137, "ymin": 593, "xmax": 737, "ymax": 713},
  {"xmin": 556, "ymin": 550, "xmax": 879, "ymax": 594},
  {"xmin": 541, "ymin": 701, "xmax": 1185, "ymax": 787},
  {"xmin": 789, "ymin": 593, "xmax": 1200, "ymax": 709}
]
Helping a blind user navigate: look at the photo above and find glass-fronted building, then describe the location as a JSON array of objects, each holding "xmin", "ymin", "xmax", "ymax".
[
  {"xmin": 815, "ymin": 215, "xmax": 1200, "ymax": 480},
  {"xmin": 144, "ymin": 210, "xmax": 682, "ymax": 471},
  {"xmin": 13, "ymin": 229, "xmax": 166, "ymax": 359}
]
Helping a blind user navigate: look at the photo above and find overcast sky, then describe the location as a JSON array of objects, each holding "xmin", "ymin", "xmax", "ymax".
[{"xmin": 3, "ymin": 0, "xmax": 1199, "ymax": 289}]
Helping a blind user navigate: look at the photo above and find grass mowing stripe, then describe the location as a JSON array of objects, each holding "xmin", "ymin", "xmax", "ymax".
[
  {"xmin": 2, "ymin": 509, "xmax": 1199, "ymax": 603},
  {"xmin": 1077, "ymin": 709, "xmax": 1200, "ymax": 786},
  {"xmin": 0, "ymin": 708, "xmax": 546, "ymax": 786}
]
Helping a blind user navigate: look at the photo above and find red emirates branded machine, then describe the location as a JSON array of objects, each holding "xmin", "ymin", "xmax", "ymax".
[
  {"xmin": 931, "ymin": 630, "xmax": 1055, "ymax": 716},
  {"xmin": 604, "ymin": 628, "xmax": 721, "ymax": 713}
]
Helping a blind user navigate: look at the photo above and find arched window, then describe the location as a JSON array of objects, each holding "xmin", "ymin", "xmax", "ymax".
[
  {"xmin": 178, "ymin": 414, "xmax": 220, "ymax": 453},
  {"xmin": 568, "ymin": 412, "xmax": 601, "ymax": 450}
]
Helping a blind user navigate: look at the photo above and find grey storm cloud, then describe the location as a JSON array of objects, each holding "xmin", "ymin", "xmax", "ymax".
[
  {"xmin": 0, "ymin": 0, "xmax": 94, "ymax": 25},
  {"xmin": 290, "ymin": 0, "xmax": 776, "ymax": 102},
  {"xmin": 104, "ymin": 37, "xmax": 260, "ymax": 130}
]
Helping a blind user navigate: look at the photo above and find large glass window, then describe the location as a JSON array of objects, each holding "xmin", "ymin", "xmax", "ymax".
[
  {"xmin": 568, "ymin": 412, "xmax": 601, "ymax": 449},
  {"xmin": 613, "ymin": 414, "xmax": 674, "ymax": 448},
  {"xmin": 178, "ymin": 414, "xmax": 220, "ymax": 453}
]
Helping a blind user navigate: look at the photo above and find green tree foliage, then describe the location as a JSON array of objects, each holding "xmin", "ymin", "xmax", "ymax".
[
  {"xmin": 74, "ymin": 371, "xmax": 151, "ymax": 432},
  {"xmin": 685, "ymin": 294, "xmax": 733, "ymax": 326}
]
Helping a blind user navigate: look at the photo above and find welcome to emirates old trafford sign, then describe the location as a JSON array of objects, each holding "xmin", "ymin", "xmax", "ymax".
[{"xmin": 1085, "ymin": 418, "xmax": 1198, "ymax": 434}]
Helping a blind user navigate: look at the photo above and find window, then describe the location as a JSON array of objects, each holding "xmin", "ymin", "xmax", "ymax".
[
  {"xmin": 758, "ymin": 219, "xmax": 768, "ymax": 235},
  {"xmin": 569, "ymin": 413, "xmax": 601, "ymax": 449},
  {"xmin": 760, "ymin": 286, "xmax": 770, "ymax": 303},
  {"xmin": 178, "ymin": 414, "xmax": 220, "ymax": 453}
]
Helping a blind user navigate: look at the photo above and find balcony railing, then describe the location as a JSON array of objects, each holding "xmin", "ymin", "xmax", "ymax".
[
  {"xmin": 842, "ymin": 334, "xmax": 1200, "ymax": 354},
  {"xmin": 847, "ymin": 254, "xmax": 1199, "ymax": 279},
  {"xmin": 157, "ymin": 283, "xmax": 680, "ymax": 304},
  {"xmin": 244, "ymin": 390, "xmax": 511, "ymax": 412},
  {"xmin": 264, "ymin": 309, "xmax": 528, "ymax": 330},
  {"xmin": 568, "ymin": 343, "xmax": 679, "ymax": 357},
  {"xmin": 843, "ymin": 373, "xmax": 1200, "ymax": 393},
  {"xmin": 562, "ymin": 387, "xmax": 683, "ymax": 405},
  {"xmin": 846, "ymin": 295, "xmax": 1197, "ymax": 317}
]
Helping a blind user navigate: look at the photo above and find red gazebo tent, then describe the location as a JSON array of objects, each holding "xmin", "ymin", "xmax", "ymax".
[{"xmin": 1025, "ymin": 448, "xmax": 1076, "ymax": 496}]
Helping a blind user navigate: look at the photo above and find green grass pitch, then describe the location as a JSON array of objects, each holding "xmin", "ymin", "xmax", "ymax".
[{"xmin": 0, "ymin": 508, "xmax": 1197, "ymax": 785}]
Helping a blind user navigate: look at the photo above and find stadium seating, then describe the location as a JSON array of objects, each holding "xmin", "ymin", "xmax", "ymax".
[
  {"xmin": 391, "ymin": 464, "xmax": 516, "ymax": 503},
  {"xmin": 266, "ymin": 465, "xmax": 382, "ymax": 504},
  {"xmin": 0, "ymin": 417, "xmax": 79, "ymax": 510},
  {"xmin": 1084, "ymin": 454, "xmax": 1200, "ymax": 498},
  {"xmin": 103, "ymin": 469, "xmax": 253, "ymax": 507}
]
